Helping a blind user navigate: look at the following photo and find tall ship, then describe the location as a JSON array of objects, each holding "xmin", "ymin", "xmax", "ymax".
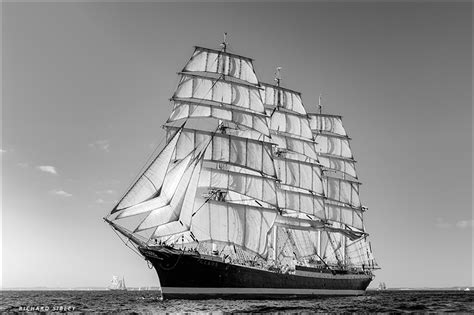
[
  {"xmin": 105, "ymin": 35, "xmax": 378, "ymax": 299},
  {"xmin": 378, "ymin": 282, "xmax": 387, "ymax": 291},
  {"xmin": 108, "ymin": 275, "xmax": 127, "ymax": 291}
]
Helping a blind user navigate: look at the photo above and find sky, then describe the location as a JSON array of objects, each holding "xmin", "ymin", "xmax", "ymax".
[{"xmin": 1, "ymin": 1, "xmax": 472, "ymax": 289}]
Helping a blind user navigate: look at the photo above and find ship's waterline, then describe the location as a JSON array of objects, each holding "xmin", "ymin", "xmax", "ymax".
[{"xmin": 161, "ymin": 287, "xmax": 367, "ymax": 297}]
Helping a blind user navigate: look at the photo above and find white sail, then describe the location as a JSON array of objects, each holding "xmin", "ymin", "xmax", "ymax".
[
  {"xmin": 325, "ymin": 203, "xmax": 364, "ymax": 230},
  {"xmin": 324, "ymin": 230, "xmax": 344, "ymax": 265},
  {"xmin": 168, "ymin": 101, "xmax": 269, "ymax": 136},
  {"xmin": 277, "ymin": 187, "xmax": 325, "ymax": 219},
  {"xmin": 199, "ymin": 167, "xmax": 278, "ymax": 207},
  {"xmin": 113, "ymin": 129, "xmax": 182, "ymax": 212},
  {"xmin": 167, "ymin": 127, "xmax": 276, "ymax": 177},
  {"xmin": 345, "ymin": 237, "xmax": 376, "ymax": 268},
  {"xmin": 290, "ymin": 229, "xmax": 320, "ymax": 257},
  {"xmin": 135, "ymin": 159, "xmax": 197, "ymax": 231},
  {"xmin": 270, "ymin": 133, "xmax": 318, "ymax": 161},
  {"xmin": 318, "ymin": 155, "xmax": 357, "ymax": 178},
  {"xmin": 260, "ymin": 83, "xmax": 306, "ymax": 115},
  {"xmin": 135, "ymin": 158, "xmax": 202, "ymax": 232},
  {"xmin": 309, "ymin": 114, "xmax": 347, "ymax": 136},
  {"xmin": 274, "ymin": 157, "xmax": 324, "ymax": 194},
  {"xmin": 135, "ymin": 159, "xmax": 203, "ymax": 240},
  {"xmin": 179, "ymin": 160, "xmax": 204, "ymax": 228},
  {"xmin": 267, "ymin": 110, "xmax": 313, "ymax": 140},
  {"xmin": 191, "ymin": 200, "xmax": 277, "ymax": 256},
  {"xmin": 183, "ymin": 47, "xmax": 259, "ymax": 85},
  {"xmin": 314, "ymin": 134, "xmax": 352, "ymax": 159},
  {"xmin": 116, "ymin": 154, "xmax": 193, "ymax": 219},
  {"xmin": 325, "ymin": 176, "xmax": 361, "ymax": 208},
  {"xmin": 174, "ymin": 74, "xmax": 264, "ymax": 114}
]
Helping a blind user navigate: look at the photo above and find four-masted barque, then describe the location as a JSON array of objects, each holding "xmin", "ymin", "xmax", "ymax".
[{"xmin": 105, "ymin": 35, "xmax": 378, "ymax": 299}]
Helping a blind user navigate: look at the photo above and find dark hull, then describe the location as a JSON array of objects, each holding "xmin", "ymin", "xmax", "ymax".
[{"xmin": 139, "ymin": 246, "xmax": 373, "ymax": 299}]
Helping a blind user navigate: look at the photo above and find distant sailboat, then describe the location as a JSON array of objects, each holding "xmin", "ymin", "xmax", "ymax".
[
  {"xmin": 108, "ymin": 275, "xmax": 127, "ymax": 291},
  {"xmin": 378, "ymin": 282, "xmax": 387, "ymax": 290}
]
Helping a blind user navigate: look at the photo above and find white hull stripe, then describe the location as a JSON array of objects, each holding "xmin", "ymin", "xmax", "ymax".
[{"xmin": 162, "ymin": 287, "xmax": 365, "ymax": 296}]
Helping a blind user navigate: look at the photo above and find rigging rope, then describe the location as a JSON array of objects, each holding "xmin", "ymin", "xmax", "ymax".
[{"xmin": 110, "ymin": 225, "xmax": 144, "ymax": 260}]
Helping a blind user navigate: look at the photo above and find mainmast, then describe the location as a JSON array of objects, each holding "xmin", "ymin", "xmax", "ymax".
[
  {"xmin": 260, "ymin": 66, "xmax": 331, "ymax": 268},
  {"xmin": 218, "ymin": 32, "xmax": 228, "ymax": 133}
]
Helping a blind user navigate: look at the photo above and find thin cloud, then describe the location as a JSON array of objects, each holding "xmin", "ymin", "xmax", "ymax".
[
  {"xmin": 37, "ymin": 165, "xmax": 58, "ymax": 175},
  {"xmin": 89, "ymin": 140, "xmax": 110, "ymax": 152},
  {"xmin": 50, "ymin": 189, "xmax": 72, "ymax": 197},
  {"xmin": 435, "ymin": 217, "xmax": 451, "ymax": 229},
  {"xmin": 17, "ymin": 162, "xmax": 29, "ymax": 168},
  {"xmin": 96, "ymin": 197, "xmax": 118, "ymax": 205},
  {"xmin": 96, "ymin": 189, "xmax": 116, "ymax": 195},
  {"xmin": 456, "ymin": 220, "xmax": 473, "ymax": 229},
  {"xmin": 0, "ymin": 149, "xmax": 6, "ymax": 154}
]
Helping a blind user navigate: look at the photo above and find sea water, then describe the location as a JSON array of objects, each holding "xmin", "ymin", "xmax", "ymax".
[{"xmin": 1, "ymin": 290, "xmax": 472, "ymax": 313}]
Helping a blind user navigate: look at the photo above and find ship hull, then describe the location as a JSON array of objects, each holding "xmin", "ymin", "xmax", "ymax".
[{"xmin": 139, "ymin": 246, "xmax": 373, "ymax": 299}]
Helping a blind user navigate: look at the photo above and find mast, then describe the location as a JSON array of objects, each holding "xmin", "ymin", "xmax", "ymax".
[
  {"xmin": 220, "ymin": 32, "xmax": 228, "ymax": 53},
  {"xmin": 318, "ymin": 94, "xmax": 322, "ymax": 114},
  {"xmin": 218, "ymin": 32, "xmax": 228, "ymax": 132},
  {"xmin": 260, "ymin": 67, "xmax": 333, "ymax": 268},
  {"xmin": 275, "ymin": 67, "xmax": 282, "ymax": 109},
  {"xmin": 307, "ymin": 103, "xmax": 374, "ymax": 268}
]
